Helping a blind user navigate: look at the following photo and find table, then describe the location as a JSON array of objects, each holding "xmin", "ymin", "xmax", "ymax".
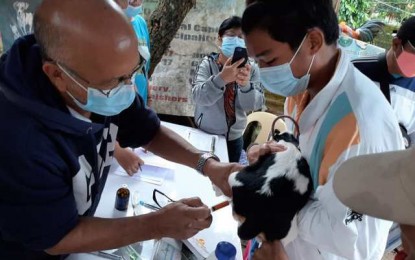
[{"xmin": 69, "ymin": 122, "xmax": 242, "ymax": 259}]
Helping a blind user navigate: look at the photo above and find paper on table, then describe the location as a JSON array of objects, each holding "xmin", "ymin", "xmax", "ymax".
[
  {"xmin": 183, "ymin": 235, "xmax": 211, "ymax": 259},
  {"xmin": 185, "ymin": 129, "xmax": 218, "ymax": 153},
  {"xmin": 114, "ymin": 164, "xmax": 174, "ymax": 186},
  {"xmin": 134, "ymin": 148, "xmax": 175, "ymax": 169}
]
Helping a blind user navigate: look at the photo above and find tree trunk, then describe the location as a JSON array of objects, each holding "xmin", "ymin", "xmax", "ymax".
[
  {"xmin": 333, "ymin": 0, "xmax": 341, "ymax": 14},
  {"xmin": 148, "ymin": 0, "xmax": 196, "ymax": 77}
]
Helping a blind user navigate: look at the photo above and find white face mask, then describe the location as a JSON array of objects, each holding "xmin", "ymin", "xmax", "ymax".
[{"xmin": 259, "ymin": 35, "xmax": 315, "ymax": 97}]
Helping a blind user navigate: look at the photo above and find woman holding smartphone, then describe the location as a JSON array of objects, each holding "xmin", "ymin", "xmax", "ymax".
[{"xmin": 191, "ymin": 16, "xmax": 265, "ymax": 163}]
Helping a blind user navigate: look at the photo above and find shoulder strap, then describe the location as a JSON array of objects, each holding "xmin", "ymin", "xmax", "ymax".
[
  {"xmin": 207, "ymin": 53, "xmax": 217, "ymax": 75},
  {"xmin": 377, "ymin": 52, "xmax": 391, "ymax": 103}
]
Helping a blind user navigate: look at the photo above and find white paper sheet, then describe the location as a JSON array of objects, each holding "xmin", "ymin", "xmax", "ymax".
[
  {"xmin": 114, "ymin": 164, "xmax": 174, "ymax": 186},
  {"xmin": 185, "ymin": 129, "xmax": 218, "ymax": 153}
]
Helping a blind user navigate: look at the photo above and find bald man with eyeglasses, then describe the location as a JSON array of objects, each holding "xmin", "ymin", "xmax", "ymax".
[{"xmin": 0, "ymin": 0, "xmax": 242, "ymax": 258}]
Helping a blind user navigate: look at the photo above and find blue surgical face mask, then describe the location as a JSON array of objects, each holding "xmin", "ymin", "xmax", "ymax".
[
  {"xmin": 58, "ymin": 64, "xmax": 136, "ymax": 116},
  {"xmin": 259, "ymin": 35, "xmax": 315, "ymax": 97},
  {"xmin": 124, "ymin": 5, "xmax": 143, "ymax": 18},
  {"xmin": 221, "ymin": 36, "xmax": 246, "ymax": 58}
]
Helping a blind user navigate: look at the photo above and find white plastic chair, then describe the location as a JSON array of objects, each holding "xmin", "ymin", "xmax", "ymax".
[{"xmin": 244, "ymin": 112, "xmax": 287, "ymax": 145}]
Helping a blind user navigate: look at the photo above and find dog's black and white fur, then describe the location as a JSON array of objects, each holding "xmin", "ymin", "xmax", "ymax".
[{"xmin": 229, "ymin": 131, "xmax": 313, "ymax": 241}]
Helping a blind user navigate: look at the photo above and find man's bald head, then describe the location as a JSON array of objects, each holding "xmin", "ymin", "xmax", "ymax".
[
  {"xmin": 36, "ymin": 0, "xmax": 141, "ymax": 116},
  {"xmin": 34, "ymin": 0, "xmax": 137, "ymax": 66}
]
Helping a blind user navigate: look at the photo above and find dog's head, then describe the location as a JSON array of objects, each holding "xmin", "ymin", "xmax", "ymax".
[
  {"xmin": 13, "ymin": 2, "xmax": 29, "ymax": 14},
  {"xmin": 272, "ymin": 130, "xmax": 299, "ymax": 148}
]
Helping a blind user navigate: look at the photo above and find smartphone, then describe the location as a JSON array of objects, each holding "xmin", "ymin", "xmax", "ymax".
[{"xmin": 231, "ymin": 47, "xmax": 248, "ymax": 68}]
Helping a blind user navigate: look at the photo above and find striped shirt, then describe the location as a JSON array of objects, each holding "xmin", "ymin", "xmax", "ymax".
[{"xmin": 283, "ymin": 49, "xmax": 404, "ymax": 260}]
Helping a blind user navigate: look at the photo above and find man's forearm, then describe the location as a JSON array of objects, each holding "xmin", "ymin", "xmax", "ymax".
[
  {"xmin": 145, "ymin": 125, "xmax": 201, "ymax": 169},
  {"xmin": 46, "ymin": 213, "xmax": 160, "ymax": 255}
]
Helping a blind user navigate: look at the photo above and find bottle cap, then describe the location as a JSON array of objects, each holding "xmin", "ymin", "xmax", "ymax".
[
  {"xmin": 215, "ymin": 241, "xmax": 236, "ymax": 260},
  {"xmin": 115, "ymin": 184, "xmax": 130, "ymax": 211}
]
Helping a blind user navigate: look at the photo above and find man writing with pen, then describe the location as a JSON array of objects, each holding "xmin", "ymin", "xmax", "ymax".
[{"xmin": 0, "ymin": 0, "xmax": 243, "ymax": 259}]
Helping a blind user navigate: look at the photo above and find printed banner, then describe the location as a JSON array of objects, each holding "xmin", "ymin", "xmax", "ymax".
[{"xmin": 0, "ymin": 0, "xmax": 42, "ymax": 53}]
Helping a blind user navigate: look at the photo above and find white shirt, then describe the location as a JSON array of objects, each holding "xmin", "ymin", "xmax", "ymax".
[{"xmin": 283, "ymin": 50, "xmax": 404, "ymax": 260}]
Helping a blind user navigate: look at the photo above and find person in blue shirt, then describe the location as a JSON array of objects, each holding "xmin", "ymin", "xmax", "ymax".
[
  {"xmin": 116, "ymin": 0, "xmax": 151, "ymax": 106},
  {"xmin": 114, "ymin": 0, "xmax": 152, "ymax": 175},
  {"xmin": 0, "ymin": 0, "xmax": 241, "ymax": 258}
]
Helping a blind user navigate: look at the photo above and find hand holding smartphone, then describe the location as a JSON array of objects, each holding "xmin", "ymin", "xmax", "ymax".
[
  {"xmin": 231, "ymin": 47, "xmax": 248, "ymax": 68},
  {"xmin": 219, "ymin": 47, "xmax": 249, "ymax": 84}
]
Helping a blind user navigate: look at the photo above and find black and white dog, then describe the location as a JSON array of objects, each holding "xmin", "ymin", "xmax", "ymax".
[{"xmin": 229, "ymin": 131, "xmax": 313, "ymax": 242}]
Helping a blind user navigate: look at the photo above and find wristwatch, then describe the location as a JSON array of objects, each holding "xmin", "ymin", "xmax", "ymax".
[{"xmin": 196, "ymin": 153, "xmax": 220, "ymax": 176}]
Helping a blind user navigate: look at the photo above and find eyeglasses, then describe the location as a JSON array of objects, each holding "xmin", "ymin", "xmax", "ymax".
[
  {"xmin": 55, "ymin": 54, "xmax": 146, "ymax": 94},
  {"xmin": 152, "ymin": 189, "xmax": 176, "ymax": 209}
]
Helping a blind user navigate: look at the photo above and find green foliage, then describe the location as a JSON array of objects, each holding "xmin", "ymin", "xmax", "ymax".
[
  {"xmin": 339, "ymin": 0, "xmax": 371, "ymax": 28},
  {"xmin": 338, "ymin": 0, "xmax": 414, "ymax": 48},
  {"xmin": 374, "ymin": 0, "xmax": 414, "ymax": 24},
  {"xmin": 373, "ymin": 24, "xmax": 399, "ymax": 49}
]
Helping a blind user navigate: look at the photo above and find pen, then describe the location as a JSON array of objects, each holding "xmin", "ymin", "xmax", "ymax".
[
  {"xmin": 138, "ymin": 163, "xmax": 142, "ymax": 172},
  {"xmin": 139, "ymin": 201, "xmax": 160, "ymax": 211},
  {"xmin": 210, "ymin": 136, "xmax": 216, "ymax": 154},
  {"xmin": 132, "ymin": 148, "xmax": 143, "ymax": 172},
  {"xmin": 211, "ymin": 200, "xmax": 230, "ymax": 212}
]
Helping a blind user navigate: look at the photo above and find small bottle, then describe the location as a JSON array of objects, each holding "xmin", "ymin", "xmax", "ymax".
[
  {"xmin": 206, "ymin": 241, "xmax": 237, "ymax": 260},
  {"xmin": 115, "ymin": 184, "xmax": 130, "ymax": 211}
]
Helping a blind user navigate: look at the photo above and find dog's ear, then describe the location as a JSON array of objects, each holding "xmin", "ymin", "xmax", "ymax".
[
  {"xmin": 13, "ymin": 2, "xmax": 19, "ymax": 10},
  {"xmin": 237, "ymin": 218, "xmax": 262, "ymax": 241},
  {"xmin": 23, "ymin": 2, "xmax": 29, "ymax": 10}
]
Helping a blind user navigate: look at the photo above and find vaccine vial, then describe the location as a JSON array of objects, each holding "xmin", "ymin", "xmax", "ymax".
[{"xmin": 115, "ymin": 184, "xmax": 130, "ymax": 211}]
